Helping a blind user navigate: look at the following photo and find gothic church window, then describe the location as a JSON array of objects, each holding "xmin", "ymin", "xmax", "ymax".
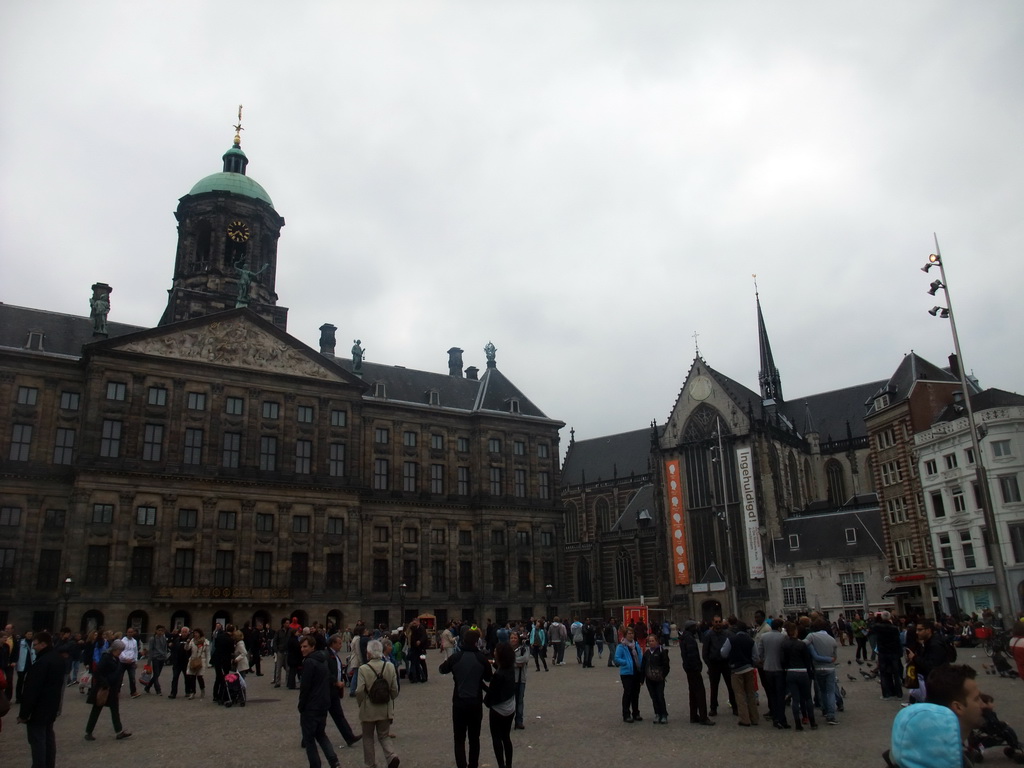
[
  {"xmin": 595, "ymin": 497, "xmax": 610, "ymax": 533},
  {"xmin": 825, "ymin": 460, "xmax": 846, "ymax": 507},
  {"xmin": 564, "ymin": 502, "xmax": 579, "ymax": 543},
  {"xmin": 576, "ymin": 557, "xmax": 592, "ymax": 604},
  {"xmin": 615, "ymin": 549, "xmax": 632, "ymax": 600}
]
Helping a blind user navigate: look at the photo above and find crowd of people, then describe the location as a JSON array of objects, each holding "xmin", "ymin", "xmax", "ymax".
[{"xmin": 4, "ymin": 610, "xmax": 1024, "ymax": 768}]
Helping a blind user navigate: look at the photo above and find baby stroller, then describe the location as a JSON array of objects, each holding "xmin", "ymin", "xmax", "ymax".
[
  {"xmin": 968, "ymin": 706, "xmax": 1024, "ymax": 763},
  {"xmin": 223, "ymin": 672, "xmax": 247, "ymax": 708}
]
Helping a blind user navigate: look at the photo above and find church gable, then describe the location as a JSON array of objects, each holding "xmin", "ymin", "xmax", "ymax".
[
  {"xmin": 96, "ymin": 310, "xmax": 360, "ymax": 384},
  {"xmin": 661, "ymin": 358, "xmax": 753, "ymax": 448}
]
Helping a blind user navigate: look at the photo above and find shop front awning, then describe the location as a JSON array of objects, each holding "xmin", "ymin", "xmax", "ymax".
[{"xmin": 882, "ymin": 586, "xmax": 922, "ymax": 599}]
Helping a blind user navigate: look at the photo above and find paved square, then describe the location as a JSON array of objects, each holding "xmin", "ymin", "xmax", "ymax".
[{"xmin": 4, "ymin": 644, "xmax": 1021, "ymax": 767}]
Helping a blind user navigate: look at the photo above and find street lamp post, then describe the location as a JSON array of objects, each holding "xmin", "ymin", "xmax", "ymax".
[
  {"xmin": 545, "ymin": 583, "xmax": 554, "ymax": 619},
  {"xmin": 922, "ymin": 237, "xmax": 1013, "ymax": 619},
  {"xmin": 61, "ymin": 575, "xmax": 73, "ymax": 630},
  {"xmin": 399, "ymin": 582, "xmax": 408, "ymax": 627}
]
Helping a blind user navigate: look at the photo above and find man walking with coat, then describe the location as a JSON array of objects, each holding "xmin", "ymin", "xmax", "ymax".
[{"xmin": 17, "ymin": 630, "xmax": 66, "ymax": 768}]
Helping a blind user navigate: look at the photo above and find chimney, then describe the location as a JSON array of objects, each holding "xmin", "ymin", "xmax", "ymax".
[
  {"xmin": 948, "ymin": 353, "xmax": 960, "ymax": 379},
  {"xmin": 318, "ymin": 324, "xmax": 337, "ymax": 357},
  {"xmin": 465, "ymin": 366, "xmax": 479, "ymax": 381},
  {"xmin": 447, "ymin": 347, "xmax": 464, "ymax": 377}
]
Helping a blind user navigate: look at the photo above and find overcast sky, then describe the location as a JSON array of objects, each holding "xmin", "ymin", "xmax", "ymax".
[{"xmin": 3, "ymin": 2, "xmax": 1022, "ymax": 446}]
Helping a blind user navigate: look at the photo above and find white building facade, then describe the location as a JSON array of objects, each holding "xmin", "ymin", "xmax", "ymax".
[{"xmin": 915, "ymin": 395, "xmax": 1024, "ymax": 618}]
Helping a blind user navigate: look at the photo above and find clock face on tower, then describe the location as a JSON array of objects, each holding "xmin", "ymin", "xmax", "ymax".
[{"xmin": 226, "ymin": 220, "xmax": 251, "ymax": 242}]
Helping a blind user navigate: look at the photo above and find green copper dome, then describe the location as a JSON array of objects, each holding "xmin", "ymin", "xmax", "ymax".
[
  {"xmin": 188, "ymin": 171, "xmax": 274, "ymax": 207},
  {"xmin": 186, "ymin": 143, "xmax": 274, "ymax": 207}
]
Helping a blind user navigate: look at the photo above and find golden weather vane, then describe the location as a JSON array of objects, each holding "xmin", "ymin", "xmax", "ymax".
[{"xmin": 233, "ymin": 104, "xmax": 244, "ymax": 145}]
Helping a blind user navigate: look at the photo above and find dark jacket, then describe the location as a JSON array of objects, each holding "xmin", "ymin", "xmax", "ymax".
[
  {"xmin": 781, "ymin": 636, "xmax": 814, "ymax": 675},
  {"xmin": 326, "ymin": 649, "xmax": 346, "ymax": 699},
  {"xmin": 211, "ymin": 630, "xmax": 234, "ymax": 666},
  {"xmin": 641, "ymin": 645, "xmax": 670, "ymax": 681},
  {"xmin": 88, "ymin": 652, "xmax": 121, "ymax": 705},
  {"xmin": 484, "ymin": 666, "xmax": 516, "ymax": 707},
  {"xmin": 872, "ymin": 621, "xmax": 902, "ymax": 657},
  {"xmin": 298, "ymin": 650, "xmax": 331, "ymax": 713},
  {"xmin": 916, "ymin": 635, "xmax": 948, "ymax": 679},
  {"xmin": 702, "ymin": 628, "xmax": 733, "ymax": 666},
  {"xmin": 726, "ymin": 631, "xmax": 756, "ymax": 671},
  {"xmin": 680, "ymin": 629, "xmax": 703, "ymax": 673},
  {"xmin": 439, "ymin": 648, "xmax": 492, "ymax": 702},
  {"xmin": 18, "ymin": 644, "xmax": 65, "ymax": 724}
]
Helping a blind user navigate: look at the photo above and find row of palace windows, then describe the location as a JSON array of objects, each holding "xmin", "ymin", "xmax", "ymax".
[
  {"xmin": 0, "ymin": 505, "xmax": 344, "ymax": 535},
  {"xmin": 0, "ymin": 505, "xmax": 556, "ymax": 550},
  {"xmin": 15, "ymin": 384, "xmax": 351, "ymax": 428},
  {"xmin": 372, "ymin": 427, "xmax": 550, "ymax": 459},
  {"xmin": 0, "ymin": 547, "xmax": 557, "ymax": 595},
  {"xmin": 371, "ymin": 460, "xmax": 550, "ymax": 499}
]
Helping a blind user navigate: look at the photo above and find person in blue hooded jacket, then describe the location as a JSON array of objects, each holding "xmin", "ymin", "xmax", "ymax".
[
  {"xmin": 890, "ymin": 703, "xmax": 964, "ymax": 768},
  {"xmin": 614, "ymin": 626, "xmax": 644, "ymax": 723}
]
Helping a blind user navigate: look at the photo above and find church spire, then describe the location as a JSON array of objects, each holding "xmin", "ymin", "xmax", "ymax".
[{"xmin": 754, "ymin": 276, "xmax": 783, "ymax": 403}]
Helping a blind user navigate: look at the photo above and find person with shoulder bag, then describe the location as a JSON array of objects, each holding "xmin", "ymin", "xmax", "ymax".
[
  {"xmin": 84, "ymin": 640, "xmax": 131, "ymax": 741},
  {"xmin": 641, "ymin": 632, "xmax": 671, "ymax": 724}
]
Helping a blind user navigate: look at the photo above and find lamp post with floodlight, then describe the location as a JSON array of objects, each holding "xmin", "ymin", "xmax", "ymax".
[{"xmin": 922, "ymin": 237, "xmax": 1012, "ymax": 619}]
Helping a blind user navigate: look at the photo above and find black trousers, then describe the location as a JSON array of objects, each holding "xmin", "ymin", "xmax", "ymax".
[
  {"xmin": 685, "ymin": 669, "xmax": 708, "ymax": 722},
  {"xmin": 620, "ymin": 673, "xmax": 642, "ymax": 718},
  {"xmin": 26, "ymin": 719, "xmax": 56, "ymax": 768},
  {"xmin": 328, "ymin": 691, "xmax": 358, "ymax": 744},
  {"xmin": 168, "ymin": 660, "xmax": 187, "ymax": 696},
  {"xmin": 763, "ymin": 670, "xmax": 787, "ymax": 725},
  {"xmin": 300, "ymin": 709, "xmax": 338, "ymax": 768},
  {"xmin": 488, "ymin": 708, "xmax": 514, "ymax": 768},
  {"xmin": 646, "ymin": 678, "xmax": 667, "ymax": 718},
  {"xmin": 452, "ymin": 697, "xmax": 483, "ymax": 768},
  {"xmin": 707, "ymin": 661, "xmax": 736, "ymax": 713}
]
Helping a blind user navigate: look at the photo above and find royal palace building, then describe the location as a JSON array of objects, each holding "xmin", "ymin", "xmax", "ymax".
[{"xmin": 0, "ymin": 127, "xmax": 564, "ymax": 637}]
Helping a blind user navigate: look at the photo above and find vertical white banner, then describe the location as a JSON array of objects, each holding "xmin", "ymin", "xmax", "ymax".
[{"xmin": 735, "ymin": 446, "xmax": 765, "ymax": 580}]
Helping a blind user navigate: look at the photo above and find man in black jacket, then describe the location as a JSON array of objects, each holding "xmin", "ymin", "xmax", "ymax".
[
  {"xmin": 439, "ymin": 628, "xmax": 493, "ymax": 768},
  {"xmin": 210, "ymin": 624, "xmax": 235, "ymax": 704},
  {"xmin": 166, "ymin": 626, "xmax": 189, "ymax": 699},
  {"xmin": 326, "ymin": 633, "xmax": 361, "ymax": 749},
  {"xmin": 680, "ymin": 621, "xmax": 714, "ymax": 726},
  {"xmin": 298, "ymin": 636, "xmax": 339, "ymax": 768},
  {"xmin": 17, "ymin": 630, "xmax": 66, "ymax": 768},
  {"xmin": 702, "ymin": 616, "xmax": 736, "ymax": 717},
  {"xmin": 872, "ymin": 611, "xmax": 904, "ymax": 700},
  {"xmin": 909, "ymin": 619, "xmax": 949, "ymax": 688}
]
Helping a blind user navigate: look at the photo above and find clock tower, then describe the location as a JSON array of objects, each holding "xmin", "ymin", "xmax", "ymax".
[{"xmin": 160, "ymin": 110, "xmax": 288, "ymax": 330}]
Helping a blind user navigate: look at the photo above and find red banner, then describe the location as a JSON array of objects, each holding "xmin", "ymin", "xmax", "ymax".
[{"xmin": 664, "ymin": 458, "xmax": 690, "ymax": 585}]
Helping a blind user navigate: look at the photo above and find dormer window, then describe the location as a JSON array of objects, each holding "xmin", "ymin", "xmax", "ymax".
[
  {"xmin": 25, "ymin": 330, "xmax": 43, "ymax": 350},
  {"xmin": 374, "ymin": 381, "xmax": 387, "ymax": 399},
  {"xmin": 874, "ymin": 394, "xmax": 890, "ymax": 410},
  {"xmin": 426, "ymin": 389, "xmax": 440, "ymax": 406},
  {"xmin": 506, "ymin": 398, "xmax": 520, "ymax": 414},
  {"xmin": 845, "ymin": 528, "xmax": 857, "ymax": 544},
  {"xmin": 788, "ymin": 534, "xmax": 800, "ymax": 550}
]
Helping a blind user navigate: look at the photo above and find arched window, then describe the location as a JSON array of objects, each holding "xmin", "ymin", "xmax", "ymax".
[
  {"xmin": 788, "ymin": 452, "xmax": 802, "ymax": 510},
  {"xmin": 576, "ymin": 557, "xmax": 592, "ymax": 604},
  {"xmin": 595, "ymin": 498, "xmax": 610, "ymax": 533},
  {"xmin": 615, "ymin": 549, "xmax": 633, "ymax": 600},
  {"xmin": 826, "ymin": 460, "xmax": 846, "ymax": 507},
  {"xmin": 564, "ymin": 502, "xmax": 580, "ymax": 543}
]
